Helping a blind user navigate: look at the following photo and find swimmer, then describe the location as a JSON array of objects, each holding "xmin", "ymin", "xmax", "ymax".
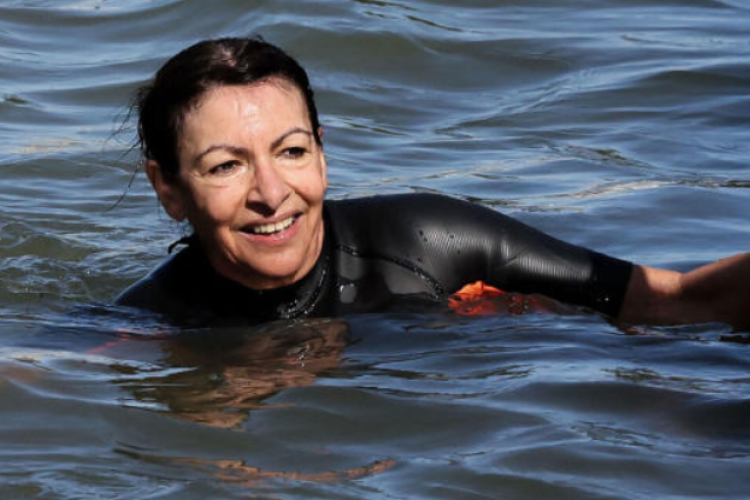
[{"xmin": 117, "ymin": 37, "xmax": 750, "ymax": 330}]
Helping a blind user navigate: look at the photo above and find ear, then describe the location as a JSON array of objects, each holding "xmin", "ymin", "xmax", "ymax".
[{"xmin": 145, "ymin": 159, "xmax": 187, "ymax": 221}]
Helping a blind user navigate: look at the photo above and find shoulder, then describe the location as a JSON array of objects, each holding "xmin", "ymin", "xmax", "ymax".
[
  {"xmin": 114, "ymin": 245, "xmax": 208, "ymax": 316},
  {"xmin": 325, "ymin": 192, "xmax": 536, "ymax": 260},
  {"xmin": 324, "ymin": 193, "xmax": 506, "ymax": 295},
  {"xmin": 325, "ymin": 193, "xmax": 495, "ymax": 241}
]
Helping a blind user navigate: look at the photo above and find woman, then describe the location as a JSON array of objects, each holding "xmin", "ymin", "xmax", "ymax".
[{"xmin": 118, "ymin": 37, "xmax": 750, "ymax": 329}]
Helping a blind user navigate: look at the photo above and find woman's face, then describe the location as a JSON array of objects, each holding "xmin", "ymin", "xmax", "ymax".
[{"xmin": 151, "ymin": 80, "xmax": 327, "ymax": 289}]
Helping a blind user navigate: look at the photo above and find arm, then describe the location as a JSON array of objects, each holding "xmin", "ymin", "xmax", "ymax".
[
  {"xmin": 619, "ymin": 253, "xmax": 750, "ymax": 329},
  {"xmin": 330, "ymin": 194, "xmax": 634, "ymax": 317}
]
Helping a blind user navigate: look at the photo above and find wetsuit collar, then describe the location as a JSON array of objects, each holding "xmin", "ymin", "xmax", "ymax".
[{"xmin": 184, "ymin": 222, "xmax": 332, "ymax": 322}]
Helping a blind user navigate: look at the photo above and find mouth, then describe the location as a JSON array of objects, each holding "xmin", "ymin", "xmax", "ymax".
[{"xmin": 242, "ymin": 214, "xmax": 299, "ymax": 236}]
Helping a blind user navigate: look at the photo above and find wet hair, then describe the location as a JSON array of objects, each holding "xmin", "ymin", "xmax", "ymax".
[{"xmin": 133, "ymin": 37, "xmax": 321, "ymax": 181}]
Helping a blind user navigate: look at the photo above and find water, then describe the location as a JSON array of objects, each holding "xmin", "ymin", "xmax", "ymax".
[{"xmin": 2, "ymin": 0, "xmax": 750, "ymax": 497}]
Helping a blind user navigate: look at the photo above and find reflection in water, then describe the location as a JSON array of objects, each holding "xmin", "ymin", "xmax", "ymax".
[
  {"xmin": 0, "ymin": 317, "xmax": 398, "ymax": 487},
  {"xmin": 118, "ymin": 445, "xmax": 395, "ymax": 487},
  {"xmin": 175, "ymin": 456, "xmax": 395, "ymax": 486},
  {"xmin": 121, "ymin": 319, "xmax": 351, "ymax": 429},
  {"xmin": 108, "ymin": 291, "xmax": 562, "ymax": 429},
  {"xmin": 105, "ymin": 318, "xmax": 397, "ymax": 484}
]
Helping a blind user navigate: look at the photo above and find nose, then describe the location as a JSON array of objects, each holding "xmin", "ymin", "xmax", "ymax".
[{"xmin": 246, "ymin": 156, "xmax": 292, "ymax": 214}]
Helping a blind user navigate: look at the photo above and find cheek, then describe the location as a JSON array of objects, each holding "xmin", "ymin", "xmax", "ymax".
[
  {"xmin": 298, "ymin": 164, "xmax": 327, "ymax": 203},
  {"xmin": 299, "ymin": 179, "xmax": 326, "ymax": 206},
  {"xmin": 186, "ymin": 186, "xmax": 246, "ymax": 226}
]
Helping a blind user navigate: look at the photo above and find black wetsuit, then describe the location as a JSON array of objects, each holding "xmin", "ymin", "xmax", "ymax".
[{"xmin": 116, "ymin": 194, "xmax": 633, "ymax": 324}]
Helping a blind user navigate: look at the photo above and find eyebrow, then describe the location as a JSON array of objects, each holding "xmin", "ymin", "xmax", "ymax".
[
  {"xmin": 193, "ymin": 127, "xmax": 314, "ymax": 163},
  {"xmin": 271, "ymin": 127, "xmax": 313, "ymax": 150}
]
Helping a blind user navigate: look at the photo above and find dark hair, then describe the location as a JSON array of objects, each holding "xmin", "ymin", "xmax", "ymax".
[{"xmin": 134, "ymin": 37, "xmax": 321, "ymax": 180}]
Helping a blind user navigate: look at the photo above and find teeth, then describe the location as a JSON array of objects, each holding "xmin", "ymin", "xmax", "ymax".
[{"xmin": 249, "ymin": 216, "xmax": 296, "ymax": 235}]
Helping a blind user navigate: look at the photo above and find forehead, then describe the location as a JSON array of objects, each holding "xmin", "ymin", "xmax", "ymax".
[{"xmin": 180, "ymin": 80, "xmax": 310, "ymax": 140}]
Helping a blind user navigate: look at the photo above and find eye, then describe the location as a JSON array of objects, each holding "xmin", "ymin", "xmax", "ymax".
[
  {"xmin": 281, "ymin": 147, "xmax": 306, "ymax": 160},
  {"xmin": 208, "ymin": 160, "xmax": 240, "ymax": 176}
]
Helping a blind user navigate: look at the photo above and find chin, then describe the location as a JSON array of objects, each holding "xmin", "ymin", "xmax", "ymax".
[{"xmin": 213, "ymin": 232, "xmax": 320, "ymax": 289}]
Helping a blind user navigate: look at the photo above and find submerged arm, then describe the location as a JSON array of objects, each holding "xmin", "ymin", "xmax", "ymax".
[{"xmin": 619, "ymin": 253, "xmax": 750, "ymax": 330}]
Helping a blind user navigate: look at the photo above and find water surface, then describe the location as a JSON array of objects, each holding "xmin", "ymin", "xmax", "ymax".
[{"xmin": 1, "ymin": 0, "xmax": 750, "ymax": 498}]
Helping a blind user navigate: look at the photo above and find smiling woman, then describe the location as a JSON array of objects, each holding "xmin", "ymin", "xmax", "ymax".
[
  {"xmin": 117, "ymin": 37, "xmax": 750, "ymax": 329},
  {"xmin": 150, "ymin": 82, "xmax": 327, "ymax": 290}
]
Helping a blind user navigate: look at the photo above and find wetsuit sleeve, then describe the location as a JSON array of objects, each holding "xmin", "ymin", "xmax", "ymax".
[{"xmin": 331, "ymin": 194, "xmax": 633, "ymax": 317}]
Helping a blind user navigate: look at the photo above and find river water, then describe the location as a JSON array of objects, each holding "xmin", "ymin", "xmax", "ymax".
[{"xmin": 1, "ymin": 0, "xmax": 750, "ymax": 498}]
